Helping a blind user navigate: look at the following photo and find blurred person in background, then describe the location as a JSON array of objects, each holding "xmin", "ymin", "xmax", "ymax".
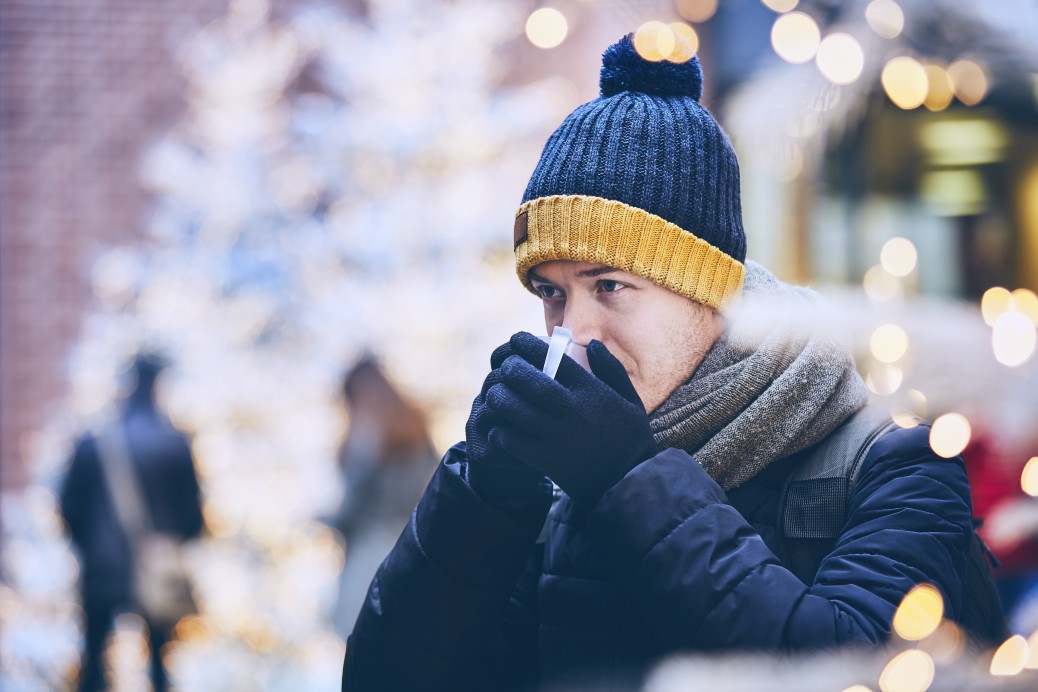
[
  {"xmin": 60, "ymin": 353, "xmax": 204, "ymax": 692},
  {"xmin": 343, "ymin": 35, "xmax": 986, "ymax": 690},
  {"xmin": 966, "ymin": 432, "xmax": 1038, "ymax": 633},
  {"xmin": 326, "ymin": 355, "xmax": 437, "ymax": 639}
]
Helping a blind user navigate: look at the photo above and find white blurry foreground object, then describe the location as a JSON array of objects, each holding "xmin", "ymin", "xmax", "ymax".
[
  {"xmin": 723, "ymin": 282, "xmax": 1037, "ymax": 449},
  {"xmin": 992, "ymin": 311, "xmax": 1037, "ymax": 367},
  {"xmin": 822, "ymin": 289, "xmax": 1038, "ymax": 449},
  {"xmin": 643, "ymin": 646, "xmax": 1037, "ymax": 691}
]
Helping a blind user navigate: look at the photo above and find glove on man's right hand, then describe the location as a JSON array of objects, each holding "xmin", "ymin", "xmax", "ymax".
[{"xmin": 465, "ymin": 340, "xmax": 549, "ymax": 510}]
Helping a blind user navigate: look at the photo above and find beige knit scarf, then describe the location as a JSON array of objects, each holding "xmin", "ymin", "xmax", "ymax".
[{"xmin": 649, "ymin": 261, "xmax": 869, "ymax": 490}]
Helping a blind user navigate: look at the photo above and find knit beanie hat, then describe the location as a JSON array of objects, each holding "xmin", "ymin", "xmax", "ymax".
[{"xmin": 514, "ymin": 34, "xmax": 746, "ymax": 310}]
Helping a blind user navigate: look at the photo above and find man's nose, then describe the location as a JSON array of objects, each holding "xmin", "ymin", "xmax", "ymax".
[{"xmin": 561, "ymin": 302, "xmax": 600, "ymax": 346}]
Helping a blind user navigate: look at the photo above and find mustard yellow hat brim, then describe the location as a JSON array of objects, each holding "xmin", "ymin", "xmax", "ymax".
[{"xmin": 514, "ymin": 195, "xmax": 744, "ymax": 310}]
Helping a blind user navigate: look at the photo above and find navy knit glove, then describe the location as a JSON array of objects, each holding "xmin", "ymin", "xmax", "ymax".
[
  {"xmin": 465, "ymin": 340, "xmax": 550, "ymax": 510},
  {"xmin": 486, "ymin": 332, "xmax": 657, "ymax": 511}
]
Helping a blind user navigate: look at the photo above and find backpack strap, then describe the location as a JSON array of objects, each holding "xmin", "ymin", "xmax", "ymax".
[
  {"xmin": 95, "ymin": 422, "xmax": 154, "ymax": 543},
  {"xmin": 778, "ymin": 405, "xmax": 900, "ymax": 584},
  {"xmin": 962, "ymin": 522, "xmax": 1011, "ymax": 646}
]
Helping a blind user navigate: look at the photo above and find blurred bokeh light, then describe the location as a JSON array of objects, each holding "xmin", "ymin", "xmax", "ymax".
[
  {"xmin": 929, "ymin": 413, "xmax": 972, "ymax": 458},
  {"xmin": 1023, "ymin": 457, "xmax": 1038, "ymax": 497},
  {"xmin": 892, "ymin": 583, "xmax": 944, "ymax": 642},
  {"xmin": 990, "ymin": 634, "xmax": 1029, "ymax": 676},
  {"xmin": 771, "ymin": 12, "xmax": 821, "ymax": 64},
  {"xmin": 866, "ymin": 0, "xmax": 905, "ymax": 39},
  {"xmin": 870, "ymin": 324, "xmax": 910, "ymax": 364},
  {"xmin": 762, "ymin": 0, "xmax": 800, "ymax": 13},
  {"xmin": 675, "ymin": 0, "xmax": 718, "ymax": 24},
  {"xmin": 815, "ymin": 33, "xmax": 865, "ymax": 85},
  {"xmin": 879, "ymin": 649, "xmax": 935, "ymax": 692},
  {"xmin": 526, "ymin": 7, "xmax": 568, "ymax": 50},
  {"xmin": 882, "ymin": 57, "xmax": 929, "ymax": 109}
]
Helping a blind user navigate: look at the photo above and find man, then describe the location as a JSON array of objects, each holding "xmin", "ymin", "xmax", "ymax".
[
  {"xmin": 61, "ymin": 354, "xmax": 204, "ymax": 691},
  {"xmin": 342, "ymin": 34, "xmax": 972, "ymax": 690}
]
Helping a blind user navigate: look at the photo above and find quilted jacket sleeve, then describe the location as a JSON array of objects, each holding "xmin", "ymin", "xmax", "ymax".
[
  {"xmin": 586, "ymin": 424, "xmax": 973, "ymax": 651},
  {"xmin": 342, "ymin": 443, "xmax": 551, "ymax": 691}
]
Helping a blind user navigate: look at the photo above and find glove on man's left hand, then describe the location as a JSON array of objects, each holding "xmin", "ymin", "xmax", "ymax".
[
  {"xmin": 465, "ymin": 340, "xmax": 549, "ymax": 512},
  {"xmin": 486, "ymin": 332, "xmax": 657, "ymax": 511}
]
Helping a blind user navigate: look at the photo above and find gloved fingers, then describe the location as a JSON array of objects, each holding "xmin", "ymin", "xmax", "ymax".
[
  {"xmin": 485, "ymin": 383, "xmax": 559, "ymax": 437},
  {"xmin": 508, "ymin": 331, "xmax": 550, "ymax": 368},
  {"xmin": 586, "ymin": 340, "xmax": 644, "ymax": 408},
  {"xmin": 466, "ymin": 401, "xmax": 494, "ymax": 439},
  {"xmin": 490, "ymin": 341, "xmax": 516, "ymax": 370},
  {"xmin": 552, "ymin": 349, "xmax": 598, "ymax": 388},
  {"xmin": 487, "ymin": 425, "xmax": 549, "ymax": 473},
  {"xmin": 465, "ymin": 397, "xmax": 493, "ymax": 465},
  {"xmin": 478, "ymin": 367, "xmax": 505, "ymax": 398},
  {"xmin": 477, "ymin": 442, "xmax": 527, "ymax": 473},
  {"xmin": 490, "ymin": 426, "xmax": 600, "ymax": 510},
  {"xmin": 498, "ymin": 355, "xmax": 573, "ymax": 415}
]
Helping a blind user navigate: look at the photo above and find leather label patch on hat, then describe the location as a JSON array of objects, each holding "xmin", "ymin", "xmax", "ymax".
[{"xmin": 513, "ymin": 211, "xmax": 529, "ymax": 249}]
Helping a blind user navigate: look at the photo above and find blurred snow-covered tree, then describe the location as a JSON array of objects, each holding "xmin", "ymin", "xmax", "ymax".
[{"xmin": 2, "ymin": 0, "xmax": 570, "ymax": 688}]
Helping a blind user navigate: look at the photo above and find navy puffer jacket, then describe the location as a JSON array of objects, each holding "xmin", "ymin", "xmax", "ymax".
[{"xmin": 343, "ymin": 423, "xmax": 972, "ymax": 691}]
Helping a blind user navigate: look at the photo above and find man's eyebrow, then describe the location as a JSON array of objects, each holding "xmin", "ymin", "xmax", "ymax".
[
  {"xmin": 528, "ymin": 266, "xmax": 622, "ymax": 283},
  {"xmin": 577, "ymin": 266, "xmax": 621, "ymax": 278}
]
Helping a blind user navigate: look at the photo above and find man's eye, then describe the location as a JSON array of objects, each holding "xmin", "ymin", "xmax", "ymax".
[
  {"xmin": 535, "ymin": 285, "xmax": 562, "ymax": 299},
  {"xmin": 599, "ymin": 279, "xmax": 623, "ymax": 293}
]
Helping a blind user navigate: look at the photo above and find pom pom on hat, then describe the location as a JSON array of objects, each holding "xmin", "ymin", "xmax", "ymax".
[{"xmin": 600, "ymin": 34, "xmax": 703, "ymax": 100}]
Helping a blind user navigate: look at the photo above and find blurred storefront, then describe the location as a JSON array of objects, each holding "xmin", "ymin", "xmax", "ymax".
[{"xmin": 711, "ymin": 0, "xmax": 1038, "ymax": 297}]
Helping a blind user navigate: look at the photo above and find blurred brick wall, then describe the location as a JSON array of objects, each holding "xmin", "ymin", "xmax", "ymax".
[{"xmin": 0, "ymin": 0, "xmax": 225, "ymax": 489}]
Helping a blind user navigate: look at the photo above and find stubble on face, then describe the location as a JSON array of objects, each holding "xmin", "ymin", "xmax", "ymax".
[{"xmin": 637, "ymin": 300, "xmax": 719, "ymax": 413}]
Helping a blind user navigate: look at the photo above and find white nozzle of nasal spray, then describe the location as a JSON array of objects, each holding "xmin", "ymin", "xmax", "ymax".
[{"xmin": 542, "ymin": 326, "xmax": 572, "ymax": 380}]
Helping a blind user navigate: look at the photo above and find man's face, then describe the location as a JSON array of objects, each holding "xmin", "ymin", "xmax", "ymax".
[{"xmin": 529, "ymin": 260, "xmax": 720, "ymax": 412}]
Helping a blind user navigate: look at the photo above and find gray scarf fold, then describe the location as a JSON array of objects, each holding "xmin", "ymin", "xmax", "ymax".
[{"xmin": 649, "ymin": 261, "xmax": 869, "ymax": 490}]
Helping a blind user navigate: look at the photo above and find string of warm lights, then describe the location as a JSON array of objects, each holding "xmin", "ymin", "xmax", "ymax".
[
  {"xmin": 863, "ymin": 235, "xmax": 1037, "ymax": 467},
  {"xmin": 524, "ymin": 2, "xmax": 708, "ymax": 64},
  {"xmin": 982, "ymin": 286, "xmax": 1038, "ymax": 367},
  {"xmin": 762, "ymin": 0, "xmax": 990, "ymax": 110},
  {"xmin": 524, "ymin": 1, "xmax": 992, "ymax": 111}
]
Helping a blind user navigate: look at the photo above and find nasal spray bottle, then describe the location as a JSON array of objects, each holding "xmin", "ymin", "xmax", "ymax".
[{"xmin": 540, "ymin": 327, "xmax": 590, "ymax": 379}]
